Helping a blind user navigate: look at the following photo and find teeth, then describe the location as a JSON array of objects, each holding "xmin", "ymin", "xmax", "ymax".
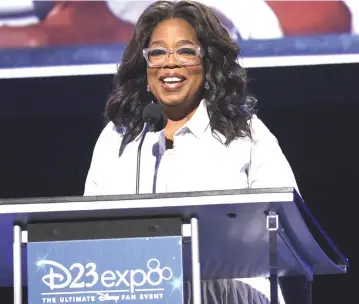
[{"xmin": 163, "ymin": 77, "xmax": 183, "ymax": 83}]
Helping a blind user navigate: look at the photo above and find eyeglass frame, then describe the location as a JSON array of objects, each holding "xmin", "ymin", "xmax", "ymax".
[{"xmin": 142, "ymin": 45, "xmax": 204, "ymax": 67}]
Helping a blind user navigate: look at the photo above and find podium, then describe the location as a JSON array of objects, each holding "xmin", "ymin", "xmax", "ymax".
[{"xmin": 0, "ymin": 187, "xmax": 348, "ymax": 304}]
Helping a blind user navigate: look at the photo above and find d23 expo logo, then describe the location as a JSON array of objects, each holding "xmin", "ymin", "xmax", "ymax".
[{"xmin": 36, "ymin": 258, "xmax": 183, "ymax": 303}]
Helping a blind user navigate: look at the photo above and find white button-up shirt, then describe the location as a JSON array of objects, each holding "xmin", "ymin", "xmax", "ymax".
[{"xmin": 84, "ymin": 100, "xmax": 297, "ymax": 302}]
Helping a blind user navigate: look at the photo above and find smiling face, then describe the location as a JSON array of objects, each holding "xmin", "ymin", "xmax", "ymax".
[{"xmin": 146, "ymin": 18, "xmax": 204, "ymax": 116}]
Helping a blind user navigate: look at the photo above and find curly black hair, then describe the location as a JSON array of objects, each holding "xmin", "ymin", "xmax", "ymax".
[{"xmin": 105, "ymin": 0, "xmax": 257, "ymax": 155}]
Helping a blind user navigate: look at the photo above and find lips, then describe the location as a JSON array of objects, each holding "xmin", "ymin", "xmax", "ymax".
[{"xmin": 159, "ymin": 73, "xmax": 187, "ymax": 91}]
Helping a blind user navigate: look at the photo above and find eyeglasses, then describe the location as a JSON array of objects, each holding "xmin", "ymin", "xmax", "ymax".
[{"xmin": 143, "ymin": 45, "xmax": 203, "ymax": 67}]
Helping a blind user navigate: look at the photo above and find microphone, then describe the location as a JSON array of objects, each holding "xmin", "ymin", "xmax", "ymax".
[{"xmin": 136, "ymin": 103, "xmax": 167, "ymax": 194}]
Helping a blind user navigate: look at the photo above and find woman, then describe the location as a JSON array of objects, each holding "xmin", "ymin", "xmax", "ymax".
[{"xmin": 84, "ymin": 0, "xmax": 298, "ymax": 303}]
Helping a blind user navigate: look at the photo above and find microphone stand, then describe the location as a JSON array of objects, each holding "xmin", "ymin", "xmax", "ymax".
[{"xmin": 136, "ymin": 123, "xmax": 150, "ymax": 194}]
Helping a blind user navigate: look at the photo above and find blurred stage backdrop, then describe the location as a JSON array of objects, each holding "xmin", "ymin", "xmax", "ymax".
[
  {"xmin": 1, "ymin": 0, "xmax": 359, "ymax": 78},
  {"xmin": 0, "ymin": 1, "xmax": 358, "ymax": 304}
]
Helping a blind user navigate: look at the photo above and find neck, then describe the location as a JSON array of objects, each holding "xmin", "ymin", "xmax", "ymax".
[
  {"xmin": 163, "ymin": 102, "xmax": 200, "ymax": 141},
  {"xmin": 164, "ymin": 118, "xmax": 190, "ymax": 141}
]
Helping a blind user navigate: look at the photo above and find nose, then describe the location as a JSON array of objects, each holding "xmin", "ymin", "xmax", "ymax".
[{"xmin": 163, "ymin": 51, "xmax": 181, "ymax": 68}]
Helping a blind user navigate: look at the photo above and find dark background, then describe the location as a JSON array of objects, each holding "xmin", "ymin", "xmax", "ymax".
[{"xmin": 0, "ymin": 63, "xmax": 357, "ymax": 303}]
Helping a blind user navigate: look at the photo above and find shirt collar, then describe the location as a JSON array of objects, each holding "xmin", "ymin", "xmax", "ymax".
[
  {"xmin": 182, "ymin": 99, "xmax": 210, "ymax": 139},
  {"xmin": 157, "ymin": 99, "xmax": 210, "ymax": 154},
  {"xmin": 135, "ymin": 99, "xmax": 210, "ymax": 144}
]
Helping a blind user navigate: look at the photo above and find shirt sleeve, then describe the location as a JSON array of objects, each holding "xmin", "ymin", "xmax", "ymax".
[
  {"xmin": 83, "ymin": 166, "xmax": 100, "ymax": 196},
  {"xmin": 83, "ymin": 122, "xmax": 119, "ymax": 196},
  {"xmin": 247, "ymin": 115, "xmax": 300, "ymax": 193}
]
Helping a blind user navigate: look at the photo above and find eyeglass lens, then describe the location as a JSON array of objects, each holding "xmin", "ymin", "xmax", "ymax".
[{"xmin": 147, "ymin": 47, "xmax": 198, "ymax": 66}]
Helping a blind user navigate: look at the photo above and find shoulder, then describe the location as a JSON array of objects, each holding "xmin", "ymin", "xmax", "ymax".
[
  {"xmin": 93, "ymin": 121, "xmax": 124, "ymax": 152},
  {"xmin": 89, "ymin": 121, "xmax": 125, "ymax": 167},
  {"xmin": 98, "ymin": 121, "xmax": 123, "ymax": 140},
  {"xmin": 249, "ymin": 114, "xmax": 277, "ymax": 143}
]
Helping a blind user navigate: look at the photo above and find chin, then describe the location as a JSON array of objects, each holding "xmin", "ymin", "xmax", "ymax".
[{"xmin": 158, "ymin": 95, "xmax": 186, "ymax": 107}]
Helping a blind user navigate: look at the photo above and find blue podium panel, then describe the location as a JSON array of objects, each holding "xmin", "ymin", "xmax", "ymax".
[
  {"xmin": 27, "ymin": 236, "xmax": 183, "ymax": 304},
  {"xmin": 0, "ymin": 188, "xmax": 349, "ymax": 287}
]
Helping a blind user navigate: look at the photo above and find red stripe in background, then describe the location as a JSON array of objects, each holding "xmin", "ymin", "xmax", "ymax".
[{"xmin": 266, "ymin": 1, "xmax": 351, "ymax": 36}]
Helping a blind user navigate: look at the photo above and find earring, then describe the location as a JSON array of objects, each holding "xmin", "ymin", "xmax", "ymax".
[
  {"xmin": 204, "ymin": 81, "xmax": 209, "ymax": 89},
  {"xmin": 147, "ymin": 85, "xmax": 154, "ymax": 104}
]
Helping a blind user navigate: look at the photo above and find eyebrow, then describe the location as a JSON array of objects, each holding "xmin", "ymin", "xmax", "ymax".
[
  {"xmin": 176, "ymin": 40, "xmax": 195, "ymax": 46},
  {"xmin": 149, "ymin": 39, "xmax": 195, "ymax": 47}
]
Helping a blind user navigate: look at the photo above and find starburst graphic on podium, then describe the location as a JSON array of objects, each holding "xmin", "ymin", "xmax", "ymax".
[
  {"xmin": 34, "ymin": 252, "xmax": 50, "ymax": 272},
  {"xmin": 169, "ymin": 275, "xmax": 183, "ymax": 296}
]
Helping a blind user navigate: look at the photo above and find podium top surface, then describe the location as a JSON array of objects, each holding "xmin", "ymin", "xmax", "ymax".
[
  {"xmin": 0, "ymin": 187, "xmax": 298, "ymax": 215},
  {"xmin": 0, "ymin": 187, "xmax": 349, "ymax": 286}
]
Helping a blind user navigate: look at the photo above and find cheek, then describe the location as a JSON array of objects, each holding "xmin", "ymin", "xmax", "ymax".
[
  {"xmin": 188, "ymin": 66, "xmax": 204, "ymax": 88},
  {"xmin": 146, "ymin": 69, "xmax": 159, "ymax": 94},
  {"xmin": 146, "ymin": 69, "xmax": 156, "ymax": 85}
]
